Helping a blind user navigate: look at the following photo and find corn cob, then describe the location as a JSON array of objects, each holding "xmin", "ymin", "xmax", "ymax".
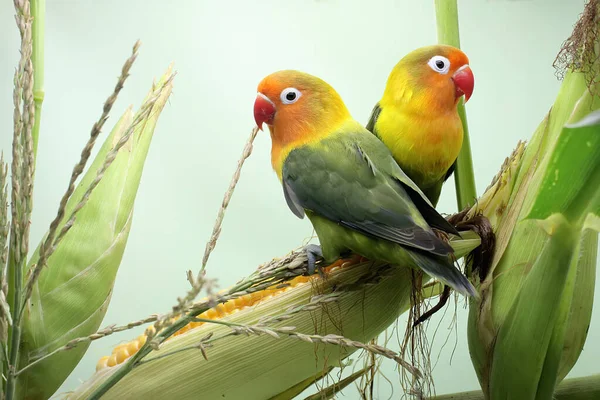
[
  {"xmin": 92, "ymin": 226, "xmax": 481, "ymax": 373},
  {"xmin": 67, "ymin": 233, "xmax": 480, "ymax": 400},
  {"xmin": 94, "ymin": 257, "xmax": 355, "ymax": 371}
]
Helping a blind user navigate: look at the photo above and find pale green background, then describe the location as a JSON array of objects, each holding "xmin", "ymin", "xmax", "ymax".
[{"xmin": 0, "ymin": 0, "xmax": 596, "ymax": 398}]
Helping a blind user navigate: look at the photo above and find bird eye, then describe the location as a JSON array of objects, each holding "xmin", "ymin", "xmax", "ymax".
[
  {"xmin": 427, "ymin": 55, "xmax": 451, "ymax": 75},
  {"xmin": 280, "ymin": 87, "xmax": 302, "ymax": 104}
]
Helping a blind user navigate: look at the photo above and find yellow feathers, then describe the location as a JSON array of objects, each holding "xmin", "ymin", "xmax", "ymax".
[
  {"xmin": 367, "ymin": 45, "xmax": 473, "ymax": 205},
  {"xmin": 373, "ymin": 106, "xmax": 463, "ymax": 187}
]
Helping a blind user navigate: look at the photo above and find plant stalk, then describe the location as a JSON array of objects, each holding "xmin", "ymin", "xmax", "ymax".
[
  {"xmin": 429, "ymin": 374, "xmax": 600, "ymax": 400},
  {"xmin": 434, "ymin": 0, "xmax": 477, "ymax": 209},
  {"xmin": 5, "ymin": 307, "xmax": 21, "ymax": 399},
  {"xmin": 6, "ymin": 1, "xmax": 44, "ymax": 397},
  {"xmin": 31, "ymin": 0, "xmax": 45, "ymax": 159}
]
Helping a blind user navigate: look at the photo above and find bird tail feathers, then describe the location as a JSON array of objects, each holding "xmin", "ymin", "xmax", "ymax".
[{"xmin": 409, "ymin": 252, "xmax": 477, "ymax": 297}]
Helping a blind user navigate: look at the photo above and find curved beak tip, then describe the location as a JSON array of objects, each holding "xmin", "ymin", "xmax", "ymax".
[
  {"xmin": 254, "ymin": 93, "xmax": 276, "ymax": 131},
  {"xmin": 452, "ymin": 65, "xmax": 474, "ymax": 103}
]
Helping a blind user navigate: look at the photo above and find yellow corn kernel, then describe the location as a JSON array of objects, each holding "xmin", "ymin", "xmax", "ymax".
[
  {"xmin": 249, "ymin": 292, "xmax": 263, "ymax": 303},
  {"xmin": 111, "ymin": 343, "xmax": 128, "ymax": 355},
  {"xmin": 115, "ymin": 348, "xmax": 130, "ymax": 364},
  {"xmin": 190, "ymin": 321, "xmax": 202, "ymax": 329},
  {"xmin": 233, "ymin": 297, "xmax": 247, "ymax": 309},
  {"xmin": 127, "ymin": 340, "xmax": 139, "ymax": 355},
  {"xmin": 224, "ymin": 300, "xmax": 236, "ymax": 313},
  {"xmin": 94, "ymin": 254, "xmax": 367, "ymax": 371},
  {"xmin": 215, "ymin": 304, "xmax": 226, "ymax": 317},
  {"xmin": 96, "ymin": 356, "xmax": 110, "ymax": 371},
  {"xmin": 107, "ymin": 354, "xmax": 118, "ymax": 368}
]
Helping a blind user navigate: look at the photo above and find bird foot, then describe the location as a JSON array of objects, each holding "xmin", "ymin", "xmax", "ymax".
[
  {"xmin": 413, "ymin": 285, "xmax": 451, "ymax": 328},
  {"xmin": 447, "ymin": 213, "xmax": 496, "ymax": 282},
  {"xmin": 304, "ymin": 244, "xmax": 324, "ymax": 275},
  {"xmin": 432, "ymin": 228, "xmax": 450, "ymax": 243}
]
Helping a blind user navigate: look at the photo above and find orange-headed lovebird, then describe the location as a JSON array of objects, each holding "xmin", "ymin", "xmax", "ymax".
[
  {"xmin": 366, "ymin": 45, "xmax": 474, "ymax": 206},
  {"xmin": 253, "ymin": 70, "xmax": 475, "ymax": 296}
]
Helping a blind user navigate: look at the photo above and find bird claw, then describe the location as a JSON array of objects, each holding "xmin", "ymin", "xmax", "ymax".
[
  {"xmin": 432, "ymin": 228, "xmax": 451, "ymax": 243},
  {"xmin": 304, "ymin": 244, "xmax": 324, "ymax": 275}
]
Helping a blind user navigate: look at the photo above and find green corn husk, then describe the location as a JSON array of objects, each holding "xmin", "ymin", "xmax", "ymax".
[
  {"xmin": 456, "ymin": 3, "xmax": 600, "ymax": 395},
  {"xmin": 67, "ymin": 236, "xmax": 481, "ymax": 400},
  {"xmin": 464, "ymin": 76, "xmax": 600, "ymax": 398},
  {"xmin": 17, "ymin": 67, "xmax": 174, "ymax": 399}
]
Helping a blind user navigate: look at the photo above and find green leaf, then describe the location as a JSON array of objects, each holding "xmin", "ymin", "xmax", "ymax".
[
  {"xmin": 527, "ymin": 110, "xmax": 600, "ymax": 221},
  {"xmin": 490, "ymin": 214, "xmax": 576, "ymax": 400},
  {"xmin": 18, "ymin": 70, "xmax": 173, "ymax": 400},
  {"xmin": 430, "ymin": 373, "xmax": 600, "ymax": 400},
  {"xmin": 556, "ymin": 213, "xmax": 598, "ymax": 382}
]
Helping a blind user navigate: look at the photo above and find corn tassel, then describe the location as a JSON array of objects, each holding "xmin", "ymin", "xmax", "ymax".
[{"xmin": 16, "ymin": 67, "xmax": 174, "ymax": 399}]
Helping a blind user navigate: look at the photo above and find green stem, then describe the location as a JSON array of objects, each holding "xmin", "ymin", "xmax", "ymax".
[
  {"xmin": 429, "ymin": 374, "xmax": 600, "ymax": 400},
  {"xmin": 86, "ymin": 312, "xmax": 199, "ymax": 399},
  {"xmin": 5, "ymin": 299, "xmax": 22, "ymax": 399},
  {"xmin": 6, "ymin": 2, "xmax": 45, "ymax": 398},
  {"xmin": 5, "ymin": 252, "xmax": 15, "ymax": 397},
  {"xmin": 302, "ymin": 367, "xmax": 370, "ymax": 400},
  {"xmin": 434, "ymin": 0, "xmax": 477, "ymax": 210},
  {"xmin": 31, "ymin": 0, "xmax": 45, "ymax": 159},
  {"xmin": 454, "ymin": 105, "xmax": 476, "ymax": 209}
]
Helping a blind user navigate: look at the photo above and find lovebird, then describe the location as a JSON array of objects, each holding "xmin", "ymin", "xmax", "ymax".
[
  {"xmin": 253, "ymin": 70, "xmax": 476, "ymax": 296},
  {"xmin": 366, "ymin": 45, "xmax": 474, "ymax": 206}
]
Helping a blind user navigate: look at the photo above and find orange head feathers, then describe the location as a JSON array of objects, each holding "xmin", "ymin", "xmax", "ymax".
[
  {"xmin": 253, "ymin": 70, "xmax": 351, "ymax": 177},
  {"xmin": 381, "ymin": 45, "xmax": 474, "ymax": 113}
]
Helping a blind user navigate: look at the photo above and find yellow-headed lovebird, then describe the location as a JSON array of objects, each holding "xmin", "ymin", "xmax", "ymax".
[
  {"xmin": 253, "ymin": 70, "xmax": 475, "ymax": 297},
  {"xmin": 366, "ymin": 45, "xmax": 474, "ymax": 206}
]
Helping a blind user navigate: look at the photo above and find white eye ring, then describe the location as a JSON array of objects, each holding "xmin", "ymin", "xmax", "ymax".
[
  {"xmin": 427, "ymin": 55, "xmax": 451, "ymax": 75},
  {"xmin": 280, "ymin": 87, "xmax": 302, "ymax": 104}
]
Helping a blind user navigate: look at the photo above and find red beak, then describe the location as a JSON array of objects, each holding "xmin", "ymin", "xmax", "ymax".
[
  {"xmin": 254, "ymin": 93, "xmax": 276, "ymax": 130},
  {"xmin": 452, "ymin": 65, "xmax": 474, "ymax": 103}
]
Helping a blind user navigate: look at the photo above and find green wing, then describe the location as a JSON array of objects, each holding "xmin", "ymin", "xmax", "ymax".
[
  {"xmin": 444, "ymin": 160, "xmax": 457, "ymax": 182},
  {"xmin": 367, "ymin": 103, "xmax": 457, "ymax": 205},
  {"xmin": 282, "ymin": 128, "xmax": 458, "ymax": 257},
  {"xmin": 365, "ymin": 103, "xmax": 382, "ymax": 135}
]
